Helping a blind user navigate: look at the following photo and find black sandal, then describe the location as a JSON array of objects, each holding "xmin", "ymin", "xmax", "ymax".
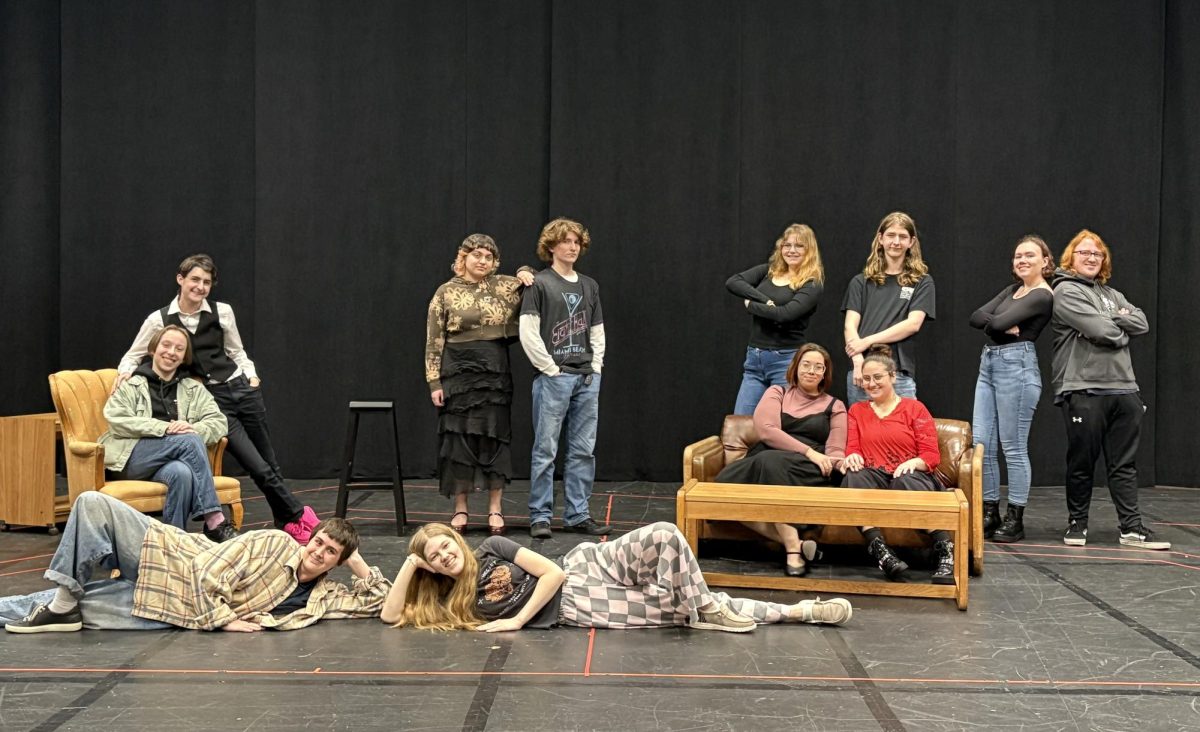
[
  {"xmin": 488, "ymin": 512, "xmax": 506, "ymax": 536},
  {"xmin": 784, "ymin": 552, "xmax": 809, "ymax": 577},
  {"xmin": 450, "ymin": 511, "xmax": 469, "ymax": 533}
]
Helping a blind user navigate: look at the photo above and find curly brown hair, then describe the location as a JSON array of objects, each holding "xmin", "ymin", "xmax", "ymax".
[{"xmin": 536, "ymin": 218, "xmax": 591, "ymax": 263}]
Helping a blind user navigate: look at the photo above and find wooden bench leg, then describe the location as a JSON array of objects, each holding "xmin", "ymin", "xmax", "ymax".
[{"xmin": 956, "ymin": 492, "xmax": 969, "ymax": 610}]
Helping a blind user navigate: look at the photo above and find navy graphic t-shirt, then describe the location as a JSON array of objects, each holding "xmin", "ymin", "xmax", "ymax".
[{"xmin": 520, "ymin": 269, "xmax": 603, "ymax": 375}]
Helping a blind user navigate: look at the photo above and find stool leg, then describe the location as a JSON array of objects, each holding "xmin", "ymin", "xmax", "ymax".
[
  {"xmin": 336, "ymin": 411, "xmax": 360, "ymax": 519},
  {"xmin": 388, "ymin": 406, "xmax": 407, "ymax": 534}
]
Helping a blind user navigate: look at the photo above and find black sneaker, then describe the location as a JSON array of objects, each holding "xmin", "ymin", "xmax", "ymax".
[
  {"xmin": 866, "ymin": 537, "xmax": 908, "ymax": 582},
  {"xmin": 561, "ymin": 518, "xmax": 612, "ymax": 536},
  {"xmin": 1119, "ymin": 524, "xmax": 1171, "ymax": 550},
  {"xmin": 1063, "ymin": 520, "xmax": 1088, "ymax": 546},
  {"xmin": 530, "ymin": 521, "xmax": 552, "ymax": 540},
  {"xmin": 931, "ymin": 540, "xmax": 955, "ymax": 585},
  {"xmin": 5, "ymin": 604, "xmax": 83, "ymax": 634},
  {"xmin": 204, "ymin": 522, "xmax": 240, "ymax": 543}
]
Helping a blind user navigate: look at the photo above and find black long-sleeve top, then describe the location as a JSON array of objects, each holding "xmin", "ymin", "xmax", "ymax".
[
  {"xmin": 969, "ymin": 283, "xmax": 1053, "ymax": 344},
  {"xmin": 726, "ymin": 263, "xmax": 821, "ymax": 349}
]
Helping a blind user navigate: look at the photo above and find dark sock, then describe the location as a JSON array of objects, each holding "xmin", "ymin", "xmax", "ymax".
[
  {"xmin": 929, "ymin": 530, "xmax": 951, "ymax": 544},
  {"xmin": 862, "ymin": 528, "xmax": 883, "ymax": 544}
]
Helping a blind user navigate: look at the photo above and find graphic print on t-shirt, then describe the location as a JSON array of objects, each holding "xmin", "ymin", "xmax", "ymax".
[
  {"xmin": 483, "ymin": 564, "xmax": 515, "ymax": 602},
  {"xmin": 551, "ymin": 292, "xmax": 588, "ymax": 356}
]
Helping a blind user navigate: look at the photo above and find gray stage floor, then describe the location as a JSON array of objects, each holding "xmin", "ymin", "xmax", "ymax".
[{"xmin": 1, "ymin": 479, "xmax": 1198, "ymax": 731}]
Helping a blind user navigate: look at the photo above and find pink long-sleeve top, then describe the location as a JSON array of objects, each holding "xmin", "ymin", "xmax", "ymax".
[
  {"xmin": 752, "ymin": 386, "xmax": 847, "ymax": 459},
  {"xmin": 844, "ymin": 398, "xmax": 940, "ymax": 474}
]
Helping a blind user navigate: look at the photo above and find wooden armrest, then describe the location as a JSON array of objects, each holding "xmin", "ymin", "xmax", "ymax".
[
  {"xmin": 682, "ymin": 436, "xmax": 724, "ymax": 482},
  {"xmin": 64, "ymin": 440, "xmax": 105, "ymax": 504},
  {"xmin": 208, "ymin": 437, "xmax": 229, "ymax": 475}
]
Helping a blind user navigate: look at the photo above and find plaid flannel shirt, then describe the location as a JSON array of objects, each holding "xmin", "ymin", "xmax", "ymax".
[{"xmin": 132, "ymin": 524, "xmax": 390, "ymax": 631}]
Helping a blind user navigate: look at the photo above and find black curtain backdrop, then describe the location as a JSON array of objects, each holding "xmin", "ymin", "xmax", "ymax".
[{"xmin": 1, "ymin": 0, "xmax": 1195, "ymax": 487}]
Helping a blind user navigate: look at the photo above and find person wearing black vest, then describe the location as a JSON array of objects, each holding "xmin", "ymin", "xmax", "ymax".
[{"xmin": 115, "ymin": 254, "xmax": 318, "ymax": 543}]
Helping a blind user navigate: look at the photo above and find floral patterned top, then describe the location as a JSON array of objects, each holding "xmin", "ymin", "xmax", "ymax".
[{"xmin": 425, "ymin": 274, "xmax": 525, "ymax": 392}]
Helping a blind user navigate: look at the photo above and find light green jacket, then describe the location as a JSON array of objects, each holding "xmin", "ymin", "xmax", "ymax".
[{"xmin": 99, "ymin": 375, "xmax": 228, "ymax": 471}]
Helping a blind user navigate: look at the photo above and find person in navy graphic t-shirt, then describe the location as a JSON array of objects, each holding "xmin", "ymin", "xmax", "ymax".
[{"xmin": 519, "ymin": 218, "xmax": 611, "ymax": 540}]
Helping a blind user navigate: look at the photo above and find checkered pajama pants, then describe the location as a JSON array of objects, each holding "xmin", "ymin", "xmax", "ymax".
[{"xmin": 558, "ymin": 521, "xmax": 792, "ymax": 628}]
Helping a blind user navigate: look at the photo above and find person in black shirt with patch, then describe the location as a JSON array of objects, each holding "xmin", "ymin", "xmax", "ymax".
[
  {"xmin": 841, "ymin": 212, "xmax": 936, "ymax": 404},
  {"xmin": 382, "ymin": 523, "xmax": 854, "ymax": 632}
]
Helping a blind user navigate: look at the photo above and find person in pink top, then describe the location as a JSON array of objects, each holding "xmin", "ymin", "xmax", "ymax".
[
  {"xmin": 841, "ymin": 344, "xmax": 953, "ymax": 584},
  {"xmin": 716, "ymin": 344, "xmax": 847, "ymax": 576}
]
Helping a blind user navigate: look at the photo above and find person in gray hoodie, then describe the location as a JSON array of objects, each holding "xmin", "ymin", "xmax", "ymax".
[{"xmin": 1050, "ymin": 229, "xmax": 1168, "ymax": 551}]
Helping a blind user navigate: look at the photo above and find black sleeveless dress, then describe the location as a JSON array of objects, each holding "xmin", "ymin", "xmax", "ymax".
[{"xmin": 715, "ymin": 396, "xmax": 838, "ymax": 486}]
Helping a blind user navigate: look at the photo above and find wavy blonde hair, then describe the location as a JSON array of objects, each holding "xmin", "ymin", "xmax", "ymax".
[
  {"xmin": 766, "ymin": 223, "xmax": 825, "ymax": 289},
  {"xmin": 392, "ymin": 523, "xmax": 483, "ymax": 631},
  {"xmin": 536, "ymin": 218, "xmax": 591, "ymax": 263},
  {"xmin": 862, "ymin": 211, "xmax": 929, "ymax": 287},
  {"xmin": 1059, "ymin": 229, "xmax": 1112, "ymax": 285}
]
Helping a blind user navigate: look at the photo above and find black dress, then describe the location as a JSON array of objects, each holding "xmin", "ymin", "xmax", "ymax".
[
  {"xmin": 716, "ymin": 397, "xmax": 838, "ymax": 486},
  {"xmin": 437, "ymin": 339, "xmax": 514, "ymax": 496}
]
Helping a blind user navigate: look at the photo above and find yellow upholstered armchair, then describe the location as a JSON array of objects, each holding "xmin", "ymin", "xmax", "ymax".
[{"xmin": 48, "ymin": 369, "xmax": 243, "ymax": 528}]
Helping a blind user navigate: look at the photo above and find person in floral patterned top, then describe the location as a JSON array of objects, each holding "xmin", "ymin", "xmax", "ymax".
[{"xmin": 425, "ymin": 234, "xmax": 534, "ymax": 534}]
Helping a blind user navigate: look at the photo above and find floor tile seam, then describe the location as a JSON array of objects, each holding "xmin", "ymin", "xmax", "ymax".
[
  {"xmin": 822, "ymin": 630, "xmax": 907, "ymax": 732},
  {"xmin": 996, "ymin": 543, "xmax": 1200, "ymax": 672},
  {"xmin": 3, "ymin": 667, "xmax": 1200, "ymax": 689},
  {"xmin": 24, "ymin": 630, "xmax": 183, "ymax": 732}
]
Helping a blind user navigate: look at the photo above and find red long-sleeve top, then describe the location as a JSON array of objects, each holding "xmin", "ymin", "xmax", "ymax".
[{"xmin": 844, "ymin": 398, "xmax": 940, "ymax": 474}]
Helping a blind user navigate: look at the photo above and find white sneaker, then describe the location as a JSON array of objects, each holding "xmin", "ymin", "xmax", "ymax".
[
  {"xmin": 791, "ymin": 598, "xmax": 853, "ymax": 626},
  {"xmin": 692, "ymin": 604, "xmax": 756, "ymax": 633},
  {"xmin": 1119, "ymin": 525, "xmax": 1171, "ymax": 551}
]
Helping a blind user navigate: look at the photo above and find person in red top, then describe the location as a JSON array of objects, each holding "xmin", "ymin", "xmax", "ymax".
[{"xmin": 841, "ymin": 345, "xmax": 953, "ymax": 584}]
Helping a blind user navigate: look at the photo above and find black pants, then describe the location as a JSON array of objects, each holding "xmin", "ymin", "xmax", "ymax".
[
  {"xmin": 1061, "ymin": 392, "xmax": 1143, "ymax": 531},
  {"xmin": 208, "ymin": 375, "xmax": 303, "ymax": 526},
  {"xmin": 841, "ymin": 467, "xmax": 944, "ymax": 492}
]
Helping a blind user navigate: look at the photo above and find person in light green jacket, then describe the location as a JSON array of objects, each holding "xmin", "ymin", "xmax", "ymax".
[{"xmin": 98, "ymin": 325, "xmax": 236, "ymax": 541}]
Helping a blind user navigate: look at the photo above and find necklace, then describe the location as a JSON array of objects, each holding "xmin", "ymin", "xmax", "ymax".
[{"xmin": 870, "ymin": 395, "xmax": 901, "ymax": 418}]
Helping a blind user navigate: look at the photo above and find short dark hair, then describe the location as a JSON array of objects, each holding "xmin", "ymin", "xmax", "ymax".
[
  {"xmin": 177, "ymin": 254, "xmax": 218, "ymax": 284},
  {"xmin": 310, "ymin": 517, "xmax": 359, "ymax": 563}
]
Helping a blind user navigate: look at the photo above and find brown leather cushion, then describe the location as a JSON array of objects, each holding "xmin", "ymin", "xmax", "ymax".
[
  {"xmin": 720, "ymin": 414, "xmax": 973, "ymax": 489},
  {"xmin": 721, "ymin": 415, "xmax": 758, "ymax": 465},
  {"xmin": 100, "ymin": 480, "xmax": 172, "ymax": 500},
  {"xmin": 934, "ymin": 418, "xmax": 972, "ymax": 488}
]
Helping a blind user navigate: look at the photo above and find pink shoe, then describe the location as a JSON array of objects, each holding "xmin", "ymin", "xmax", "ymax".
[{"xmin": 283, "ymin": 506, "xmax": 320, "ymax": 544}]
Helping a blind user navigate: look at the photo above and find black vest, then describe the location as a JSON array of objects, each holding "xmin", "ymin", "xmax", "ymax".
[{"xmin": 161, "ymin": 304, "xmax": 237, "ymax": 383}]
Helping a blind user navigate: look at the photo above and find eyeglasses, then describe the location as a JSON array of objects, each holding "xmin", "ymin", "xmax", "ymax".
[
  {"xmin": 1074, "ymin": 250, "xmax": 1105, "ymax": 261},
  {"xmin": 797, "ymin": 363, "xmax": 825, "ymax": 374},
  {"xmin": 781, "ymin": 243, "xmax": 806, "ymax": 251},
  {"xmin": 861, "ymin": 373, "xmax": 892, "ymax": 384}
]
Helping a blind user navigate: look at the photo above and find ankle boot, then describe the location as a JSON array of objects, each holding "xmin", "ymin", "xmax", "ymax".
[
  {"xmin": 867, "ymin": 537, "xmax": 909, "ymax": 582},
  {"xmin": 992, "ymin": 505, "xmax": 1025, "ymax": 543},
  {"xmin": 982, "ymin": 500, "xmax": 1001, "ymax": 539},
  {"xmin": 931, "ymin": 540, "xmax": 955, "ymax": 585}
]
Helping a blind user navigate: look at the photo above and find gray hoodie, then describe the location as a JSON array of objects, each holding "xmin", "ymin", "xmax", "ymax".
[{"xmin": 1050, "ymin": 267, "xmax": 1148, "ymax": 397}]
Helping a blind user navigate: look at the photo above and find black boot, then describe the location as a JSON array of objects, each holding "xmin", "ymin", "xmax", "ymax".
[
  {"xmin": 992, "ymin": 505, "xmax": 1025, "ymax": 543},
  {"xmin": 982, "ymin": 501, "xmax": 1001, "ymax": 539},
  {"xmin": 867, "ymin": 537, "xmax": 908, "ymax": 582},
  {"xmin": 931, "ymin": 540, "xmax": 955, "ymax": 585}
]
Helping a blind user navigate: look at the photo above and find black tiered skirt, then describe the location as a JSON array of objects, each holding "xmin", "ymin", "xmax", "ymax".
[{"xmin": 437, "ymin": 339, "xmax": 514, "ymax": 497}]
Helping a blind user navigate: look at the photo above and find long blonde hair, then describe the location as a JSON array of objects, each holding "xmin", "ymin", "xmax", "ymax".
[
  {"xmin": 392, "ymin": 523, "xmax": 483, "ymax": 631},
  {"xmin": 766, "ymin": 223, "xmax": 824, "ymax": 289},
  {"xmin": 862, "ymin": 211, "xmax": 929, "ymax": 287}
]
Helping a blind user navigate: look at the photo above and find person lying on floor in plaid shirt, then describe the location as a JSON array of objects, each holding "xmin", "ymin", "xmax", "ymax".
[{"xmin": 2, "ymin": 492, "xmax": 391, "ymax": 633}]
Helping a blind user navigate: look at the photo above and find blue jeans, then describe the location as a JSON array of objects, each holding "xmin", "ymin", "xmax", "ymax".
[
  {"xmin": 733, "ymin": 347, "xmax": 796, "ymax": 415},
  {"xmin": 529, "ymin": 372, "xmax": 601, "ymax": 526},
  {"xmin": 971, "ymin": 342, "xmax": 1041, "ymax": 505},
  {"xmin": 845, "ymin": 370, "xmax": 917, "ymax": 404},
  {"xmin": 0, "ymin": 492, "xmax": 171, "ymax": 630},
  {"xmin": 117, "ymin": 433, "xmax": 221, "ymax": 529}
]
